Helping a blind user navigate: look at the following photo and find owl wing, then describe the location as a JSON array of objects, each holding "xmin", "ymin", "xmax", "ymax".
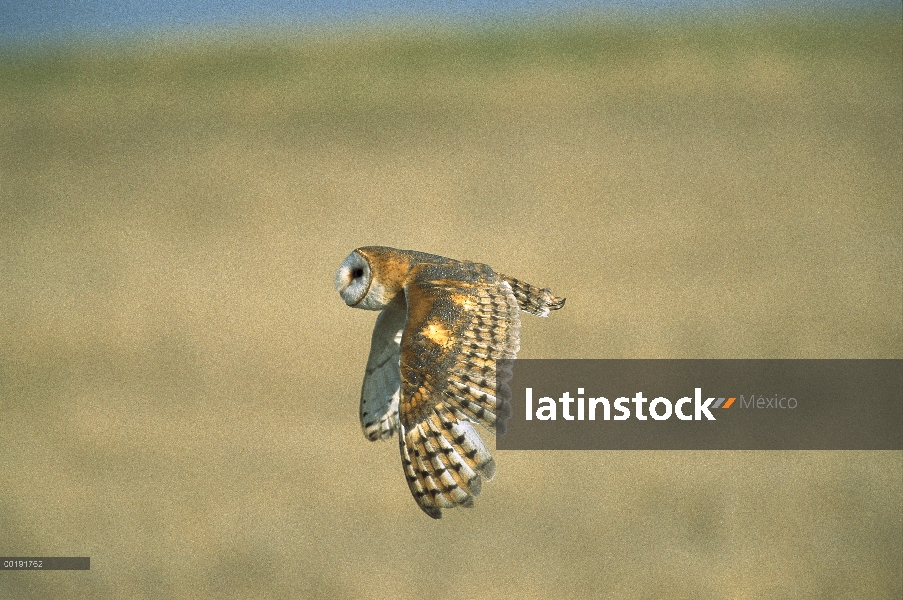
[
  {"xmin": 359, "ymin": 304, "xmax": 407, "ymax": 441},
  {"xmin": 498, "ymin": 274, "xmax": 566, "ymax": 317},
  {"xmin": 397, "ymin": 261, "xmax": 520, "ymax": 518}
]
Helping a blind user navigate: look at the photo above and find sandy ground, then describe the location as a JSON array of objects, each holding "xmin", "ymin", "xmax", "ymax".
[{"xmin": 1, "ymin": 13, "xmax": 901, "ymax": 599}]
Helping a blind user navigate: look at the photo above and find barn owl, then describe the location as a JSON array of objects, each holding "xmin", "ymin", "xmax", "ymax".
[{"xmin": 335, "ymin": 246, "xmax": 565, "ymax": 518}]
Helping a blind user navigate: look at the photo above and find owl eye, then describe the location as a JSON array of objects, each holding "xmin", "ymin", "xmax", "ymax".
[{"xmin": 352, "ymin": 268, "xmax": 364, "ymax": 279}]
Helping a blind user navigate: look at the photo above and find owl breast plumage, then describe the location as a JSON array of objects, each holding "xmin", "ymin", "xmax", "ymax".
[{"xmin": 335, "ymin": 246, "xmax": 565, "ymax": 519}]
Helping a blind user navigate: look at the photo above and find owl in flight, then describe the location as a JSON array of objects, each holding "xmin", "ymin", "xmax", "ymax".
[{"xmin": 335, "ymin": 246, "xmax": 565, "ymax": 518}]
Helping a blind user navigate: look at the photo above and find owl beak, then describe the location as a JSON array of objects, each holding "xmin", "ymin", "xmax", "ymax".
[{"xmin": 335, "ymin": 268, "xmax": 350, "ymax": 293}]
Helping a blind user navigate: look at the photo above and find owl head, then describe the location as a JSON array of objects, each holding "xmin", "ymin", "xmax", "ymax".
[{"xmin": 335, "ymin": 247, "xmax": 414, "ymax": 310}]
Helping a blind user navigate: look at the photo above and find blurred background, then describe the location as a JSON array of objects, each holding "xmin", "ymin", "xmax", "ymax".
[{"xmin": 1, "ymin": 1, "xmax": 901, "ymax": 598}]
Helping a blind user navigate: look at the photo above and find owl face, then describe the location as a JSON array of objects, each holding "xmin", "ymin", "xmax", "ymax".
[
  {"xmin": 335, "ymin": 250, "xmax": 372, "ymax": 307},
  {"xmin": 335, "ymin": 249, "xmax": 400, "ymax": 311}
]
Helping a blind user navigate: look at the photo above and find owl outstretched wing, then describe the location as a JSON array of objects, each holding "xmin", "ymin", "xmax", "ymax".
[
  {"xmin": 397, "ymin": 260, "xmax": 520, "ymax": 519},
  {"xmin": 359, "ymin": 303, "xmax": 406, "ymax": 441}
]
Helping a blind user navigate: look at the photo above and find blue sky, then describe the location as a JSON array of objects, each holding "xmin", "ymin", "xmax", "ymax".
[{"xmin": 0, "ymin": 0, "xmax": 896, "ymax": 42}]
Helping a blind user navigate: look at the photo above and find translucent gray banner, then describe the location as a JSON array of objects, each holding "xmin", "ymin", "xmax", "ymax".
[{"xmin": 495, "ymin": 360, "xmax": 902, "ymax": 450}]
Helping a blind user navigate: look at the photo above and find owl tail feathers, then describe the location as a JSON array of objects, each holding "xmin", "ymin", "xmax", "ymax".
[
  {"xmin": 500, "ymin": 275, "xmax": 566, "ymax": 317},
  {"xmin": 399, "ymin": 404, "xmax": 496, "ymax": 519}
]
